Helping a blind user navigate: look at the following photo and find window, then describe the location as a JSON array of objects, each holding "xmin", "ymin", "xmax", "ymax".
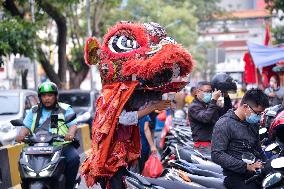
[
  {"xmin": 28, "ymin": 95, "xmax": 38, "ymax": 106},
  {"xmin": 0, "ymin": 95, "xmax": 20, "ymax": 115},
  {"xmin": 58, "ymin": 93, "xmax": 91, "ymax": 107}
]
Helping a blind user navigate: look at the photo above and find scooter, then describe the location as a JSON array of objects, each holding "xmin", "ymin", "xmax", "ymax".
[
  {"xmin": 124, "ymin": 170, "xmax": 213, "ymax": 189},
  {"xmin": 10, "ymin": 114, "xmax": 81, "ymax": 189},
  {"xmin": 244, "ymin": 157, "xmax": 284, "ymax": 189}
]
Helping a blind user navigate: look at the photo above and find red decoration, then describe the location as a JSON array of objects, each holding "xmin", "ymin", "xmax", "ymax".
[
  {"xmin": 84, "ymin": 37, "xmax": 101, "ymax": 65},
  {"xmin": 122, "ymin": 44, "xmax": 193, "ymax": 80},
  {"xmin": 243, "ymin": 52, "xmax": 257, "ymax": 84}
]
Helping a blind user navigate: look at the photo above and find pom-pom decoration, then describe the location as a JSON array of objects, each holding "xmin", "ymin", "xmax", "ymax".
[{"xmin": 84, "ymin": 37, "xmax": 101, "ymax": 65}]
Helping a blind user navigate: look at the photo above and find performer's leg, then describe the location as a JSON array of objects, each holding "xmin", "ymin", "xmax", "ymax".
[{"xmin": 99, "ymin": 167, "xmax": 129, "ymax": 189}]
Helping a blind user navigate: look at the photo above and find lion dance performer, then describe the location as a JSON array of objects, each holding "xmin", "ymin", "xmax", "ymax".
[{"xmin": 81, "ymin": 21, "xmax": 193, "ymax": 189}]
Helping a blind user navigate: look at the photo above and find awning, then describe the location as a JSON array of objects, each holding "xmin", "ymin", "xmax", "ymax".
[{"xmin": 247, "ymin": 43, "xmax": 284, "ymax": 67}]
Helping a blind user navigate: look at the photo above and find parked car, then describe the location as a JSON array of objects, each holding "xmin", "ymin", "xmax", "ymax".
[
  {"xmin": 58, "ymin": 90, "xmax": 100, "ymax": 137},
  {"xmin": 0, "ymin": 90, "xmax": 39, "ymax": 146}
]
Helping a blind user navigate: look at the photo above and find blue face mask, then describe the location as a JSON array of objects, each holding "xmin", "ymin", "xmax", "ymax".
[
  {"xmin": 246, "ymin": 113, "xmax": 261, "ymax": 124},
  {"xmin": 203, "ymin": 93, "xmax": 212, "ymax": 104}
]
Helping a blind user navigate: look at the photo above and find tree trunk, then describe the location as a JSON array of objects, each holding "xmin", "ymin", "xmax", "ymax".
[
  {"xmin": 68, "ymin": 60, "xmax": 89, "ymax": 89},
  {"xmin": 92, "ymin": 1, "xmax": 105, "ymax": 37},
  {"xmin": 39, "ymin": 0, "xmax": 67, "ymax": 86},
  {"xmin": 21, "ymin": 69, "xmax": 28, "ymax": 89},
  {"xmin": 37, "ymin": 48, "xmax": 62, "ymax": 87}
]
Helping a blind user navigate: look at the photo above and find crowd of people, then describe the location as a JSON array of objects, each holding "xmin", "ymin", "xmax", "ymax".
[{"xmin": 134, "ymin": 75, "xmax": 284, "ymax": 189}]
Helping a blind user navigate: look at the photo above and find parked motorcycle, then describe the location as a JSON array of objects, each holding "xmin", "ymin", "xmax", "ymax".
[
  {"xmin": 244, "ymin": 145, "xmax": 284, "ymax": 188},
  {"xmin": 10, "ymin": 114, "xmax": 81, "ymax": 189},
  {"xmin": 125, "ymin": 170, "xmax": 214, "ymax": 189}
]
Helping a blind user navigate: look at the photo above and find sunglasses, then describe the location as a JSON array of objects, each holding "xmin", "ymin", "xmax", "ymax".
[{"xmin": 247, "ymin": 104, "xmax": 262, "ymax": 116}]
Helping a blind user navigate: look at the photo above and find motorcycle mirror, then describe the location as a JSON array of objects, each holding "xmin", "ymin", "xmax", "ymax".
[
  {"xmin": 259, "ymin": 128, "xmax": 267, "ymax": 135},
  {"xmin": 271, "ymin": 157, "xmax": 284, "ymax": 169},
  {"xmin": 262, "ymin": 172, "xmax": 282, "ymax": 188},
  {"xmin": 265, "ymin": 143, "xmax": 279, "ymax": 152},
  {"xmin": 266, "ymin": 110, "xmax": 277, "ymax": 117},
  {"xmin": 10, "ymin": 119, "xmax": 24, "ymax": 126}
]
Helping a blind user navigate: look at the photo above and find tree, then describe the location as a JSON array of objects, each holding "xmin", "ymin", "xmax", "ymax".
[
  {"xmin": 273, "ymin": 25, "xmax": 284, "ymax": 44},
  {"xmin": 0, "ymin": 15, "xmax": 36, "ymax": 89},
  {"xmin": 2, "ymin": 0, "xmax": 70, "ymax": 88},
  {"xmin": 1, "ymin": 0, "xmax": 221, "ymax": 89},
  {"xmin": 87, "ymin": 0, "xmax": 220, "ymax": 82},
  {"xmin": 65, "ymin": 0, "xmax": 120, "ymax": 88},
  {"xmin": 265, "ymin": 0, "xmax": 284, "ymax": 19},
  {"xmin": 265, "ymin": 0, "xmax": 284, "ymax": 44},
  {"xmin": 1, "ymin": 0, "xmax": 120, "ymax": 89}
]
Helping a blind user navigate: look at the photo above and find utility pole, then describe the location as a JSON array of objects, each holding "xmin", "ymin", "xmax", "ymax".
[
  {"xmin": 86, "ymin": 0, "xmax": 94, "ymax": 90},
  {"xmin": 30, "ymin": 0, "xmax": 38, "ymax": 89}
]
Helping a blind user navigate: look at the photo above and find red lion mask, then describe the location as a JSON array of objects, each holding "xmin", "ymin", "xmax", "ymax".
[{"xmin": 81, "ymin": 21, "xmax": 193, "ymax": 187}]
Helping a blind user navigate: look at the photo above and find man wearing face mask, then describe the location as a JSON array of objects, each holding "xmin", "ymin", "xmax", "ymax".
[
  {"xmin": 211, "ymin": 88, "xmax": 269, "ymax": 189},
  {"xmin": 188, "ymin": 81, "xmax": 232, "ymax": 148}
]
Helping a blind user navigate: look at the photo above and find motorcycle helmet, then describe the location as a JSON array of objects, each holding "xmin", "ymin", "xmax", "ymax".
[
  {"xmin": 269, "ymin": 110, "xmax": 284, "ymax": 144},
  {"xmin": 261, "ymin": 105, "xmax": 282, "ymax": 129},
  {"xmin": 38, "ymin": 82, "xmax": 58, "ymax": 97},
  {"xmin": 211, "ymin": 73, "xmax": 237, "ymax": 93}
]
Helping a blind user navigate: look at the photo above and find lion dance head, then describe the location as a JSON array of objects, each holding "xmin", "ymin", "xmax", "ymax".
[{"xmin": 85, "ymin": 21, "xmax": 193, "ymax": 92}]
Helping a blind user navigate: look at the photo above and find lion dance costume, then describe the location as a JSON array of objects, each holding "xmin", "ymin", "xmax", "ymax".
[{"xmin": 81, "ymin": 21, "xmax": 193, "ymax": 188}]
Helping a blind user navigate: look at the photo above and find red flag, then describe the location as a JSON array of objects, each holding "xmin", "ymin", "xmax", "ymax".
[
  {"xmin": 264, "ymin": 23, "xmax": 270, "ymax": 46},
  {"xmin": 262, "ymin": 23, "xmax": 272, "ymax": 87},
  {"xmin": 243, "ymin": 52, "xmax": 257, "ymax": 84}
]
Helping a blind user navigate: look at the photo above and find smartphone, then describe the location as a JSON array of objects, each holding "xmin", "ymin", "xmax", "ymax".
[{"xmin": 51, "ymin": 114, "xmax": 58, "ymax": 128}]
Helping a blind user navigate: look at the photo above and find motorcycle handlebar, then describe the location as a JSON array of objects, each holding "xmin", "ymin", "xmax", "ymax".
[
  {"xmin": 245, "ymin": 168, "xmax": 263, "ymax": 184},
  {"xmin": 245, "ymin": 174, "xmax": 261, "ymax": 184},
  {"xmin": 23, "ymin": 134, "xmax": 67, "ymax": 143}
]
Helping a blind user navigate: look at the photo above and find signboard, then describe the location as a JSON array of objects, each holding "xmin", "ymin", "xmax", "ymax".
[{"xmin": 13, "ymin": 57, "xmax": 32, "ymax": 71}]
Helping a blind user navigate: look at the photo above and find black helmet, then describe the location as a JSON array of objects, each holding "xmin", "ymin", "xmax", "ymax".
[{"xmin": 211, "ymin": 73, "xmax": 237, "ymax": 93}]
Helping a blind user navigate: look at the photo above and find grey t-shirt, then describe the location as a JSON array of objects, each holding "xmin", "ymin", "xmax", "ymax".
[{"xmin": 264, "ymin": 87, "xmax": 284, "ymax": 106}]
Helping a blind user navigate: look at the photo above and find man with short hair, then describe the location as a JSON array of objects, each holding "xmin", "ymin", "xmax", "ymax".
[
  {"xmin": 188, "ymin": 81, "xmax": 232, "ymax": 148},
  {"xmin": 211, "ymin": 88, "xmax": 269, "ymax": 189}
]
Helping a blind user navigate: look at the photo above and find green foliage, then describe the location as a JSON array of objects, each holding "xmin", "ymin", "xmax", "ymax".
[
  {"xmin": 69, "ymin": 47, "xmax": 85, "ymax": 72},
  {"xmin": 0, "ymin": 17, "xmax": 36, "ymax": 58},
  {"xmin": 265, "ymin": 0, "xmax": 284, "ymax": 44},
  {"xmin": 101, "ymin": 0, "xmax": 198, "ymax": 47},
  {"xmin": 272, "ymin": 25, "xmax": 284, "ymax": 44},
  {"xmin": 265, "ymin": 0, "xmax": 284, "ymax": 19}
]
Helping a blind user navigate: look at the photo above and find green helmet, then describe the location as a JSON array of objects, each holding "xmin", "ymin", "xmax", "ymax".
[{"xmin": 38, "ymin": 82, "xmax": 58, "ymax": 95}]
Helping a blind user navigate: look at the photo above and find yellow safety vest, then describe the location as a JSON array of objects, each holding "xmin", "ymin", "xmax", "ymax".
[{"xmin": 30, "ymin": 102, "xmax": 72, "ymax": 145}]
